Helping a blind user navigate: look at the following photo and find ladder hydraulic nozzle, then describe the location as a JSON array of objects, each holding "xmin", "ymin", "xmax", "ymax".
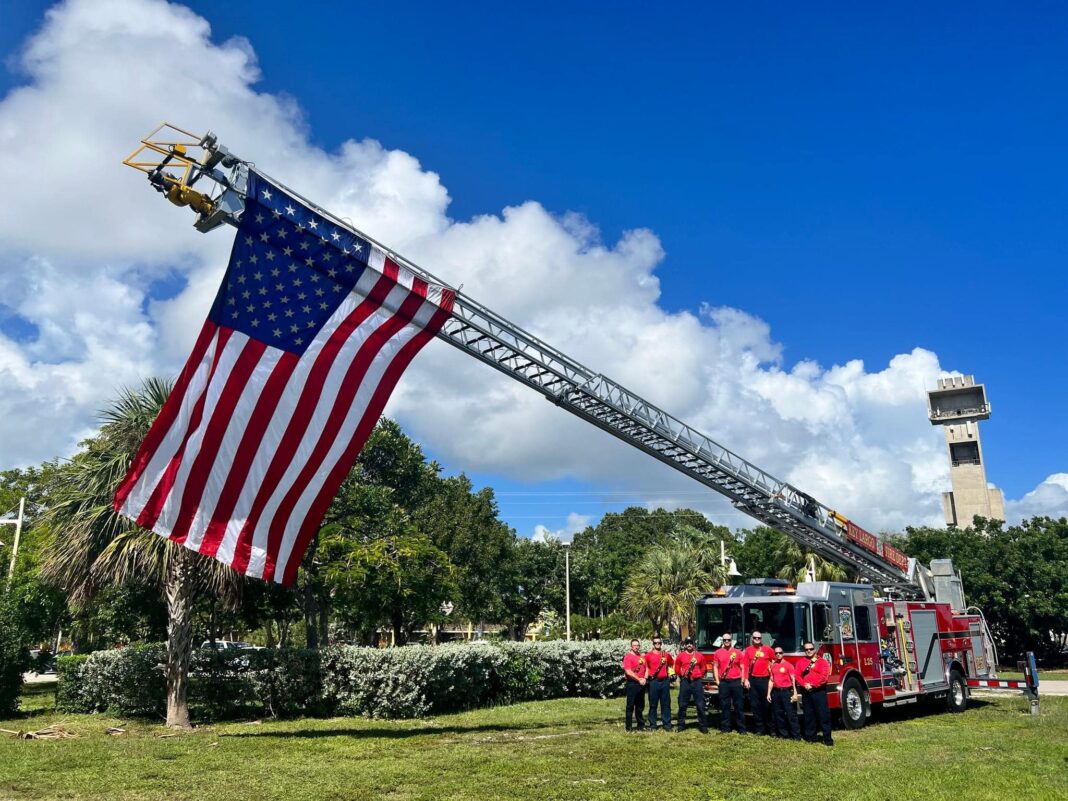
[{"xmin": 163, "ymin": 180, "xmax": 215, "ymax": 216}]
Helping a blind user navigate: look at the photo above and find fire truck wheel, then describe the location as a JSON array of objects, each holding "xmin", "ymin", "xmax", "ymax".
[
  {"xmin": 840, "ymin": 676, "xmax": 868, "ymax": 729},
  {"xmin": 946, "ymin": 670, "xmax": 967, "ymax": 713}
]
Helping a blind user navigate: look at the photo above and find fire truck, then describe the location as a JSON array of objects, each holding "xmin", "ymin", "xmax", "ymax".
[
  {"xmin": 123, "ymin": 124, "xmax": 1039, "ymax": 728},
  {"xmin": 694, "ymin": 573, "xmax": 1037, "ymax": 729}
]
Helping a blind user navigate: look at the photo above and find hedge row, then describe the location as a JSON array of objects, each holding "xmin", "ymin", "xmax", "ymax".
[
  {"xmin": 56, "ymin": 640, "xmax": 632, "ymax": 721},
  {"xmin": 0, "ymin": 617, "xmax": 27, "ymax": 717}
]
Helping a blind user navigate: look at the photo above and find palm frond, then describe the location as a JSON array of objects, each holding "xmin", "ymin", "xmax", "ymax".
[{"xmin": 42, "ymin": 377, "xmax": 242, "ymax": 606}]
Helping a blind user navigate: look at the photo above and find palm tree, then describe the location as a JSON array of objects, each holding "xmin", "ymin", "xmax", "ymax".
[
  {"xmin": 623, "ymin": 543, "xmax": 727, "ymax": 638},
  {"xmin": 770, "ymin": 537, "xmax": 848, "ymax": 584},
  {"xmin": 43, "ymin": 378, "xmax": 239, "ymax": 729}
]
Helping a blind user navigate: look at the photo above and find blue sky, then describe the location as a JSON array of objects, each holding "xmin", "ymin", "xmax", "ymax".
[{"xmin": 1, "ymin": 1, "xmax": 1065, "ymax": 537}]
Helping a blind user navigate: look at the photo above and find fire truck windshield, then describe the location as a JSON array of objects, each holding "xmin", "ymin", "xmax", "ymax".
[
  {"xmin": 696, "ymin": 601, "xmax": 811, "ymax": 653},
  {"xmin": 696, "ymin": 604, "xmax": 742, "ymax": 650}
]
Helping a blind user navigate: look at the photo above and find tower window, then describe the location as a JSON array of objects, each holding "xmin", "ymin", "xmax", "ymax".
[{"xmin": 950, "ymin": 442, "xmax": 980, "ymax": 467}]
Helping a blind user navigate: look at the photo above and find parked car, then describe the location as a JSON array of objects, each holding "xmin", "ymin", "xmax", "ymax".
[
  {"xmin": 199, "ymin": 640, "xmax": 259, "ymax": 651},
  {"xmin": 27, "ymin": 648, "xmax": 57, "ymax": 675}
]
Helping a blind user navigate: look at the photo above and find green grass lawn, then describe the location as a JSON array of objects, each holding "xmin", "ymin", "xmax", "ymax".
[
  {"xmin": 998, "ymin": 667, "xmax": 1068, "ymax": 680},
  {"xmin": 2, "ymin": 683, "xmax": 1066, "ymax": 801}
]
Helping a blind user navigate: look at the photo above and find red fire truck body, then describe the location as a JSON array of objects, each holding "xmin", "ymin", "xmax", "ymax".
[{"xmin": 696, "ymin": 579, "xmax": 1010, "ymax": 728}]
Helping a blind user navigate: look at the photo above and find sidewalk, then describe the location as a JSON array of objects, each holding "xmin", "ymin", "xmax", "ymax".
[
  {"xmin": 22, "ymin": 673, "xmax": 58, "ymax": 685},
  {"xmin": 972, "ymin": 679, "xmax": 1067, "ymax": 697}
]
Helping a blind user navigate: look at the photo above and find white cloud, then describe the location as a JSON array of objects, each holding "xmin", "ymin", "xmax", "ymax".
[
  {"xmin": 532, "ymin": 513, "xmax": 591, "ymax": 544},
  {"xmin": 0, "ymin": 0, "xmax": 1060, "ymax": 535},
  {"xmin": 1005, "ymin": 474, "xmax": 1068, "ymax": 523}
]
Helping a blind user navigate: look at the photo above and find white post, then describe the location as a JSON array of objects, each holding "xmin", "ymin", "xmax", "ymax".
[
  {"xmin": 720, "ymin": 539, "xmax": 727, "ymax": 567},
  {"xmin": 564, "ymin": 543, "xmax": 571, "ymax": 642},
  {"xmin": 4, "ymin": 497, "xmax": 25, "ymax": 591}
]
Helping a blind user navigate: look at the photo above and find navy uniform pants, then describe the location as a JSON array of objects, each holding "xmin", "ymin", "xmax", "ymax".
[
  {"xmin": 718, "ymin": 678, "xmax": 746, "ymax": 733},
  {"xmin": 770, "ymin": 687, "xmax": 801, "ymax": 739},
  {"xmin": 801, "ymin": 686, "xmax": 833, "ymax": 745},
  {"xmin": 748, "ymin": 676, "xmax": 771, "ymax": 734},
  {"xmin": 676, "ymin": 677, "xmax": 707, "ymax": 731},
  {"xmin": 647, "ymin": 677, "xmax": 672, "ymax": 730},
  {"xmin": 624, "ymin": 680, "xmax": 646, "ymax": 730}
]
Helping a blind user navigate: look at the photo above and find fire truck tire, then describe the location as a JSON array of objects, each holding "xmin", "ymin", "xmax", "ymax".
[
  {"xmin": 840, "ymin": 676, "xmax": 869, "ymax": 729},
  {"xmin": 946, "ymin": 670, "xmax": 967, "ymax": 713}
]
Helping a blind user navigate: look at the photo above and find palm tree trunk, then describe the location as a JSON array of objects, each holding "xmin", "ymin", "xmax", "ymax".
[
  {"xmin": 165, "ymin": 548, "xmax": 194, "ymax": 730},
  {"xmin": 301, "ymin": 540, "xmax": 319, "ymax": 650}
]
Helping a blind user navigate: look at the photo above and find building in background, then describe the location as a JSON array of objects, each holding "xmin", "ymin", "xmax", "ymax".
[{"xmin": 927, "ymin": 375, "xmax": 1005, "ymax": 526}]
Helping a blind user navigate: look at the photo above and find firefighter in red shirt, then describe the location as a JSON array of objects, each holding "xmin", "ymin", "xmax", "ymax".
[
  {"xmin": 674, "ymin": 637, "xmax": 709, "ymax": 733},
  {"xmin": 766, "ymin": 646, "xmax": 801, "ymax": 739},
  {"xmin": 742, "ymin": 631, "xmax": 775, "ymax": 736},
  {"xmin": 712, "ymin": 633, "xmax": 747, "ymax": 733},
  {"xmin": 621, "ymin": 638, "xmax": 648, "ymax": 731},
  {"xmin": 798, "ymin": 640, "xmax": 833, "ymax": 746},
  {"xmin": 644, "ymin": 635, "xmax": 674, "ymax": 731}
]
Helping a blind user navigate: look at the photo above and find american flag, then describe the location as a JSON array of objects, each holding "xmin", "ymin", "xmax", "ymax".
[{"xmin": 114, "ymin": 171, "xmax": 455, "ymax": 585}]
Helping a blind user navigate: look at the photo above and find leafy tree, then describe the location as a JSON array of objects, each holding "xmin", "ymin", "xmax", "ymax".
[
  {"xmin": 900, "ymin": 516, "xmax": 1068, "ymax": 661},
  {"xmin": 327, "ymin": 509, "xmax": 456, "ymax": 645},
  {"xmin": 735, "ymin": 526, "xmax": 846, "ymax": 583},
  {"xmin": 416, "ymin": 474, "xmax": 515, "ymax": 624},
  {"xmin": 498, "ymin": 538, "xmax": 566, "ymax": 640},
  {"xmin": 1, "ymin": 466, "xmax": 67, "ymax": 645},
  {"xmin": 42, "ymin": 379, "xmax": 239, "ymax": 729},
  {"xmin": 622, "ymin": 543, "xmax": 726, "ymax": 638},
  {"xmin": 571, "ymin": 508, "xmax": 723, "ymax": 617},
  {"xmin": 68, "ymin": 582, "xmax": 167, "ymax": 650}
]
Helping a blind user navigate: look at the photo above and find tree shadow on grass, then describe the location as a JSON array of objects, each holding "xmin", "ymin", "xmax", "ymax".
[
  {"xmin": 223, "ymin": 717, "xmax": 618, "ymax": 740},
  {"xmin": 8, "ymin": 682, "xmax": 58, "ymax": 722},
  {"xmin": 853, "ymin": 696, "xmax": 994, "ymax": 730}
]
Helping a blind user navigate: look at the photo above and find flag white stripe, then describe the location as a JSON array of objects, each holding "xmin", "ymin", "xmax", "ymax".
[
  {"xmin": 211, "ymin": 267, "xmax": 390, "ymax": 572},
  {"xmin": 180, "ymin": 345, "xmax": 285, "ymax": 552},
  {"xmin": 119, "ymin": 330, "xmax": 224, "ymax": 519},
  {"xmin": 151, "ymin": 331, "xmax": 249, "ymax": 536},
  {"xmin": 271, "ymin": 296, "xmax": 441, "ymax": 576},
  {"xmin": 245, "ymin": 281, "xmax": 415, "ymax": 577}
]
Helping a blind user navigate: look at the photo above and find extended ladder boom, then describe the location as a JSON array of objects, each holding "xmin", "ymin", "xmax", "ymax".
[{"xmin": 124, "ymin": 124, "xmax": 926, "ymax": 599}]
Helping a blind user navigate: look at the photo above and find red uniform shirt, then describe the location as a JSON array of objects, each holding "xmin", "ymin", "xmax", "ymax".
[
  {"xmin": 622, "ymin": 651, "xmax": 647, "ymax": 680},
  {"xmin": 743, "ymin": 644, "xmax": 776, "ymax": 678},
  {"xmin": 713, "ymin": 646, "xmax": 746, "ymax": 680},
  {"xmin": 770, "ymin": 659, "xmax": 796, "ymax": 689},
  {"xmin": 674, "ymin": 650, "xmax": 707, "ymax": 680},
  {"xmin": 644, "ymin": 649, "xmax": 674, "ymax": 680},
  {"xmin": 797, "ymin": 655, "xmax": 831, "ymax": 689}
]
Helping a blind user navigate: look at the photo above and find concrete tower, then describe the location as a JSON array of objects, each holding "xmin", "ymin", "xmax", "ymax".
[{"xmin": 927, "ymin": 375, "xmax": 1005, "ymax": 526}]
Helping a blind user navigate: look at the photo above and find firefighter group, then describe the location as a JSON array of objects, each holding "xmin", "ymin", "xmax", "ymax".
[{"xmin": 621, "ymin": 631, "xmax": 834, "ymax": 746}]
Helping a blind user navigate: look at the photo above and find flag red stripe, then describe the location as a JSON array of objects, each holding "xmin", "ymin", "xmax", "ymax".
[
  {"xmin": 135, "ymin": 328, "xmax": 234, "ymax": 530},
  {"xmin": 113, "ymin": 321, "xmax": 217, "ymax": 512},
  {"xmin": 166, "ymin": 337, "xmax": 269, "ymax": 545},
  {"xmin": 281, "ymin": 303, "xmax": 452, "ymax": 585},
  {"xmin": 261, "ymin": 288, "xmax": 428, "ymax": 582},
  {"xmin": 200, "ymin": 350, "xmax": 300, "ymax": 566},
  {"xmin": 231, "ymin": 274, "xmax": 398, "ymax": 563}
]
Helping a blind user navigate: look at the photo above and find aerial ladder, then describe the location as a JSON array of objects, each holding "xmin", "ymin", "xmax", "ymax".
[{"xmin": 123, "ymin": 124, "xmax": 956, "ymax": 605}]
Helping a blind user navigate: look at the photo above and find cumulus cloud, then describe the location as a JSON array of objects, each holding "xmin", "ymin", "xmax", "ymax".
[
  {"xmin": 1, "ymin": 0, "xmax": 1063, "ymax": 533},
  {"xmin": 532, "ymin": 513, "xmax": 592, "ymax": 544},
  {"xmin": 1005, "ymin": 474, "xmax": 1068, "ymax": 523}
]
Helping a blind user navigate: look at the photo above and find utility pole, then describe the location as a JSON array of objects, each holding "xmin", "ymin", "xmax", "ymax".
[
  {"xmin": 564, "ymin": 542, "xmax": 571, "ymax": 642},
  {"xmin": 3, "ymin": 497, "xmax": 26, "ymax": 591}
]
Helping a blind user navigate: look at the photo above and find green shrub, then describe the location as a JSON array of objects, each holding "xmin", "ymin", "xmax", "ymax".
[
  {"xmin": 77, "ymin": 644, "xmax": 167, "ymax": 717},
  {"xmin": 252, "ymin": 648, "xmax": 325, "ymax": 718},
  {"xmin": 54, "ymin": 639, "xmax": 633, "ymax": 722},
  {"xmin": 55, "ymin": 654, "xmax": 91, "ymax": 712},
  {"xmin": 0, "ymin": 617, "xmax": 28, "ymax": 716},
  {"xmin": 191, "ymin": 647, "xmax": 325, "ymax": 720}
]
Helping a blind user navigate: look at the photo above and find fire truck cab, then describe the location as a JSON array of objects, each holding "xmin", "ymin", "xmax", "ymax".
[{"xmin": 695, "ymin": 577, "xmax": 993, "ymax": 729}]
